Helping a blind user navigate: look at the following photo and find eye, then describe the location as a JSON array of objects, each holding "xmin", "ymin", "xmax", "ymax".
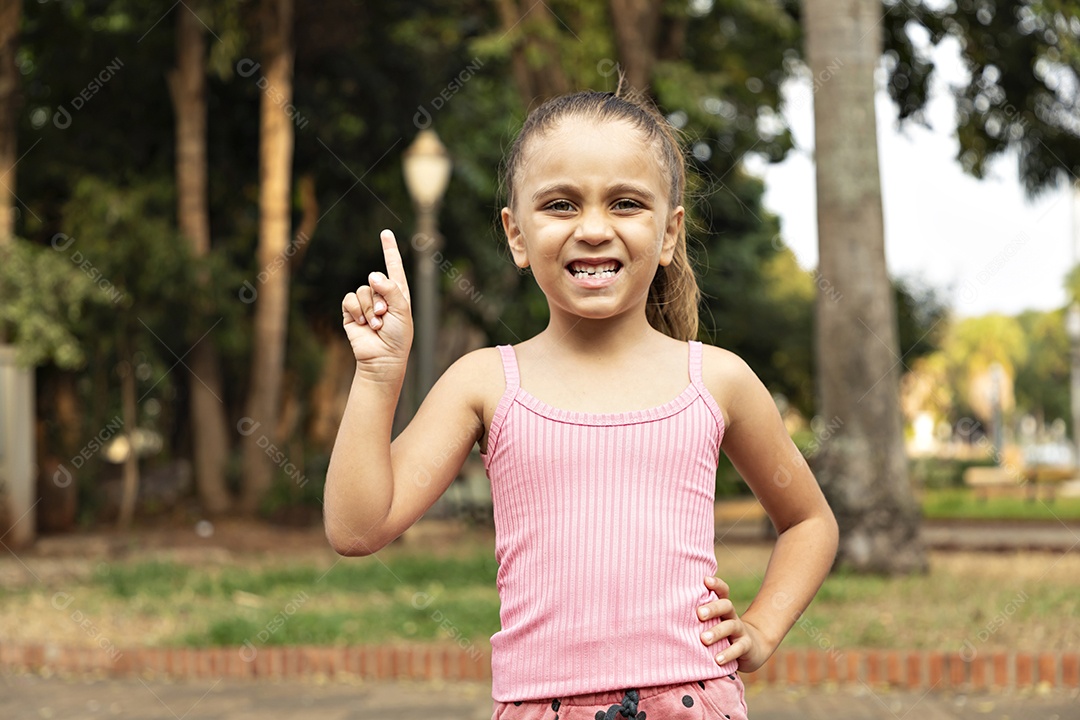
[
  {"xmin": 612, "ymin": 198, "xmax": 642, "ymax": 211},
  {"xmin": 544, "ymin": 199, "xmax": 575, "ymax": 213}
]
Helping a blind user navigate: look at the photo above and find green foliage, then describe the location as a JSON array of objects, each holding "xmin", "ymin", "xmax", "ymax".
[
  {"xmin": 1066, "ymin": 263, "xmax": 1080, "ymax": 303},
  {"xmin": 888, "ymin": 0, "xmax": 1080, "ymax": 194},
  {"xmin": 909, "ymin": 456, "xmax": 996, "ymax": 489},
  {"xmin": 895, "ymin": 277, "xmax": 949, "ymax": 363},
  {"xmin": 1014, "ymin": 308, "xmax": 1070, "ymax": 429},
  {"xmin": 0, "ymin": 238, "xmax": 107, "ymax": 368},
  {"xmin": 6, "ymin": 0, "xmax": 959, "ymax": 520}
]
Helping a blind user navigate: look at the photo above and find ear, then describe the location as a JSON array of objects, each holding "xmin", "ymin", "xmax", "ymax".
[
  {"xmin": 658, "ymin": 205, "xmax": 684, "ymax": 267},
  {"xmin": 501, "ymin": 207, "xmax": 530, "ymax": 269}
]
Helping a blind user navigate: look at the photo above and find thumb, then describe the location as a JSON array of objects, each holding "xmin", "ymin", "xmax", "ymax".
[{"xmin": 368, "ymin": 272, "xmax": 410, "ymax": 317}]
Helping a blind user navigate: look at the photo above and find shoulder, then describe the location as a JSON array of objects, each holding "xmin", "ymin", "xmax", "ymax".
[
  {"xmin": 440, "ymin": 346, "xmax": 510, "ymax": 419},
  {"xmin": 442, "ymin": 346, "xmax": 514, "ymax": 450},
  {"xmin": 442, "ymin": 346, "xmax": 506, "ymax": 396},
  {"xmin": 698, "ymin": 343, "xmax": 770, "ymax": 428},
  {"xmin": 699, "ymin": 342, "xmax": 759, "ymax": 392}
]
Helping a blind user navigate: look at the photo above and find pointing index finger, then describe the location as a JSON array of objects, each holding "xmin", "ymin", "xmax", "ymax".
[{"xmin": 380, "ymin": 229, "xmax": 410, "ymax": 303}]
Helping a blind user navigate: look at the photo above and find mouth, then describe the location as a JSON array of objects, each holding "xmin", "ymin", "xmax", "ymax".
[{"xmin": 565, "ymin": 258, "xmax": 623, "ymax": 280}]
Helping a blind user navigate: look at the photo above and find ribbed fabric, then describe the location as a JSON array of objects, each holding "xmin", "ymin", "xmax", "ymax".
[{"xmin": 480, "ymin": 340, "xmax": 741, "ymax": 702}]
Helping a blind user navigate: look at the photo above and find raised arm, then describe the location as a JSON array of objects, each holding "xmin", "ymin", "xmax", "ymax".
[
  {"xmin": 324, "ymin": 230, "xmax": 486, "ymax": 556},
  {"xmin": 698, "ymin": 346, "xmax": 839, "ymax": 671}
]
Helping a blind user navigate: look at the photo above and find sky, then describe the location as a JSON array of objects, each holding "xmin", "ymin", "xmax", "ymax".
[{"xmin": 743, "ymin": 35, "xmax": 1078, "ymax": 319}]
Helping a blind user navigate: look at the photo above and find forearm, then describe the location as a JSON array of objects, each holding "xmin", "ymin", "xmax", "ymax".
[
  {"xmin": 323, "ymin": 362, "xmax": 405, "ymax": 555},
  {"xmin": 740, "ymin": 512, "xmax": 838, "ymax": 654}
]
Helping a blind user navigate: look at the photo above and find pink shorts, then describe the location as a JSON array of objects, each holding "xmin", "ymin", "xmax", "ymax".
[{"xmin": 491, "ymin": 674, "xmax": 749, "ymax": 720}]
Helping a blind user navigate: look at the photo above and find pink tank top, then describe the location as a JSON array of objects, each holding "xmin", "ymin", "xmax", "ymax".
[{"xmin": 480, "ymin": 340, "xmax": 741, "ymax": 701}]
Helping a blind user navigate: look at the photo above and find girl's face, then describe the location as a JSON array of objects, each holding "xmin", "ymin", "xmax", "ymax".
[{"xmin": 501, "ymin": 117, "xmax": 683, "ymax": 324}]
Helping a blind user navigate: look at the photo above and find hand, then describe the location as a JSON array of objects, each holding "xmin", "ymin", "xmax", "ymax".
[
  {"xmin": 341, "ymin": 229, "xmax": 414, "ymax": 369},
  {"xmin": 697, "ymin": 575, "xmax": 770, "ymax": 672}
]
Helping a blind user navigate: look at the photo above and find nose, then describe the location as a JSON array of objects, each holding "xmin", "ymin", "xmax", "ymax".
[{"xmin": 573, "ymin": 206, "xmax": 614, "ymax": 244}]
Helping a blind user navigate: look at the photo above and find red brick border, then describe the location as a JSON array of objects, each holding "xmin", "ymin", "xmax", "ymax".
[{"xmin": 0, "ymin": 644, "xmax": 1077, "ymax": 691}]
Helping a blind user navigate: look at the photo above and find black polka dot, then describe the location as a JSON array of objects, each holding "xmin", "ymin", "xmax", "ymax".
[
  {"xmin": 682, "ymin": 695, "xmax": 694, "ymax": 708},
  {"xmin": 728, "ymin": 673, "xmax": 736, "ymax": 680},
  {"xmin": 697, "ymin": 680, "xmax": 705, "ymax": 690},
  {"xmin": 637, "ymin": 713, "xmax": 646, "ymax": 720},
  {"xmin": 513, "ymin": 702, "xmax": 522, "ymax": 706},
  {"xmin": 551, "ymin": 699, "xmax": 561, "ymax": 711},
  {"xmin": 595, "ymin": 712, "xmax": 605, "ymax": 720}
]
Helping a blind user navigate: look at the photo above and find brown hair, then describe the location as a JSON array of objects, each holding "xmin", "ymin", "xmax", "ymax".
[{"xmin": 501, "ymin": 90, "xmax": 700, "ymax": 341}]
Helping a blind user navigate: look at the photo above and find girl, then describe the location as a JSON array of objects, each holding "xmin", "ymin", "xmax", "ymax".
[{"xmin": 326, "ymin": 90, "xmax": 838, "ymax": 720}]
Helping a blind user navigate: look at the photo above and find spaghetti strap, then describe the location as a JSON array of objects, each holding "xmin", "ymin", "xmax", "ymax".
[
  {"xmin": 688, "ymin": 339, "xmax": 705, "ymax": 387},
  {"xmin": 689, "ymin": 340, "xmax": 726, "ymax": 442},
  {"xmin": 497, "ymin": 344, "xmax": 520, "ymax": 391},
  {"xmin": 482, "ymin": 345, "xmax": 520, "ymax": 462}
]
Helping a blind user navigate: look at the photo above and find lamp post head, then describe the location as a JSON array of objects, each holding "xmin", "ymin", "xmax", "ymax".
[{"xmin": 403, "ymin": 129, "xmax": 452, "ymax": 212}]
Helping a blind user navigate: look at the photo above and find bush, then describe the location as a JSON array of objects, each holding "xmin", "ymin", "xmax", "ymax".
[{"xmin": 909, "ymin": 456, "xmax": 997, "ymax": 489}]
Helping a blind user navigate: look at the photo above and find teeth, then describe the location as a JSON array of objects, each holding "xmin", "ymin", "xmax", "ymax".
[
  {"xmin": 572, "ymin": 269, "xmax": 617, "ymax": 279},
  {"xmin": 568, "ymin": 261, "xmax": 620, "ymax": 276}
]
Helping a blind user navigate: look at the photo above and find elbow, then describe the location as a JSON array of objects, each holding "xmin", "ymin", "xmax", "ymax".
[
  {"xmin": 323, "ymin": 513, "xmax": 393, "ymax": 557},
  {"xmin": 822, "ymin": 507, "xmax": 840, "ymax": 559},
  {"xmin": 323, "ymin": 495, "xmax": 394, "ymax": 556},
  {"xmin": 326, "ymin": 528, "xmax": 389, "ymax": 557}
]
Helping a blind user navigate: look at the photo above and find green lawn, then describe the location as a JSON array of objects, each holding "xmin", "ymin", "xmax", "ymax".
[
  {"xmin": 7, "ymin": 536, "xmax": 1077, "ymax": 655},
  {"xmin": 921, "ymin": 488, "xmax": 1080, "ymax": 521}
]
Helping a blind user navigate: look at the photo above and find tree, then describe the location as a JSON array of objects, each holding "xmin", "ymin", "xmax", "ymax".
[
  {"xmin": 240, "ymin": 0, "xmax": 295, "ymax": 514},
  {"xmin": 58, "ymin": 177, "xmax": 196, "ymax": 528},
  {"xmin": 607, "ymin": 0, "xmax": 663, "ymax": 91},
  {"xmin": 885, "ymin": 0, "xmax": 1080, "ymax": 193},
  {"xmin": 1015, "ymin": 309, "xmax": 1070, "ymax": 432},
  {"xmin": 0, "ymin": 0, "xmax": 18, "ymax": 242},
  {"xmin": 803, "ymin": 0, "xmax": 926, "ymax": 573},
  {"xmin": 169, "ymin": 1, "xmax": 232, "ymax": 515}
]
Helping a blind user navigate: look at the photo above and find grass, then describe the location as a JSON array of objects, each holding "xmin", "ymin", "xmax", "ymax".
[
  {"xmin": 6, "ymin": 534, "xmax": 1078, "ymax": 655},
  {"xmin": 83, "ymin": 551, "xmax": 502, "ymax": 647},
  {"xmin": 921, "ymin": 488, "xmax": 1080, "ymax": 521}
]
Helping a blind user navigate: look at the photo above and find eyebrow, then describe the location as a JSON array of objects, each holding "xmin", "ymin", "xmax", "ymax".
[{"xmin": 530, "ymin": 182, "xmax": 657, "ymax": 204}]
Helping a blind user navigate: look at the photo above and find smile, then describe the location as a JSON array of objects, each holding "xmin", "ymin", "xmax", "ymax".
[{"xmin": 565, "ymin": 259, "xmax": 623, "ymax": 288}]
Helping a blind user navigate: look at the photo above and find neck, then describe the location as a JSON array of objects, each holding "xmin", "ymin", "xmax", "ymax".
[{"xmin": 539, "ymin": 303, "xmax": 659, "ymax": 358}]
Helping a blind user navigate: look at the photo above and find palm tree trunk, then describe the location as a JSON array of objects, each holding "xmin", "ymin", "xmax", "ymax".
[
  {"xmin": 168, "ymin": 0, "xmax": 232, "ymax": 515},
  {"xmin": 240, "ymin": 0, "xmax": 294, "ymax": 514},
  {"xmin": 803, "ymin": 0, "xmax": 926, "ymax": 573}
]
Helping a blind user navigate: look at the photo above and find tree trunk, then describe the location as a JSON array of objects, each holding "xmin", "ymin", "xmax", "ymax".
[
  {"xmin": 607, "ymin": 0, "xmax": 662, "ymax": 92},
  {"xmin": 116, "ymin": 339, "xmax": 140, "ymax": 529},
  {"xmin": 240, "ymin": 0, "xmax": 294, "ymax": 514},
  {"xmin": 168, "ymin": 0, "xmax": 232, "ymax": 515},
  {"xmin": 0, "ymin": 0, "xmax": 32, "ymax": 549},
  {"xmin": 37, "ymin": 371, "xmax": 80, "ymax": 532},
  {"xmin": 494, "ymin": 0, "xmax": 569, "ymax": 104},
  {"xmin": 803, "ymin": 0, "xmax": 926, "ymax": 573},
  {"xmin": 308, "ymin": 328, "xmax": 354, "ymax": 453},
  {"xmin": 0, "ymin": 0, "xmax": 19, "ymax": 243}
]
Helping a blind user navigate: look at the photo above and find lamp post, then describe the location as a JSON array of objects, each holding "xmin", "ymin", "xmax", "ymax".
[
  {"xmin": 1068, "ymin": 303, "xmax": 1080, "ymax": 468},
  {"xmin": 402, "ymin": 129, "xmax": 452, "ymax": 409}
]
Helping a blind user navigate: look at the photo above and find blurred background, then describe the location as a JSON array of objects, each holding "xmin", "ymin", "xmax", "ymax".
[
  {"xmin": 0, "ymin": 0, "xmax": 1079, "ymax": 716},
  {"xmin": 1, "ymin": 0, "xmax": 1077, "ymax": 536}
]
